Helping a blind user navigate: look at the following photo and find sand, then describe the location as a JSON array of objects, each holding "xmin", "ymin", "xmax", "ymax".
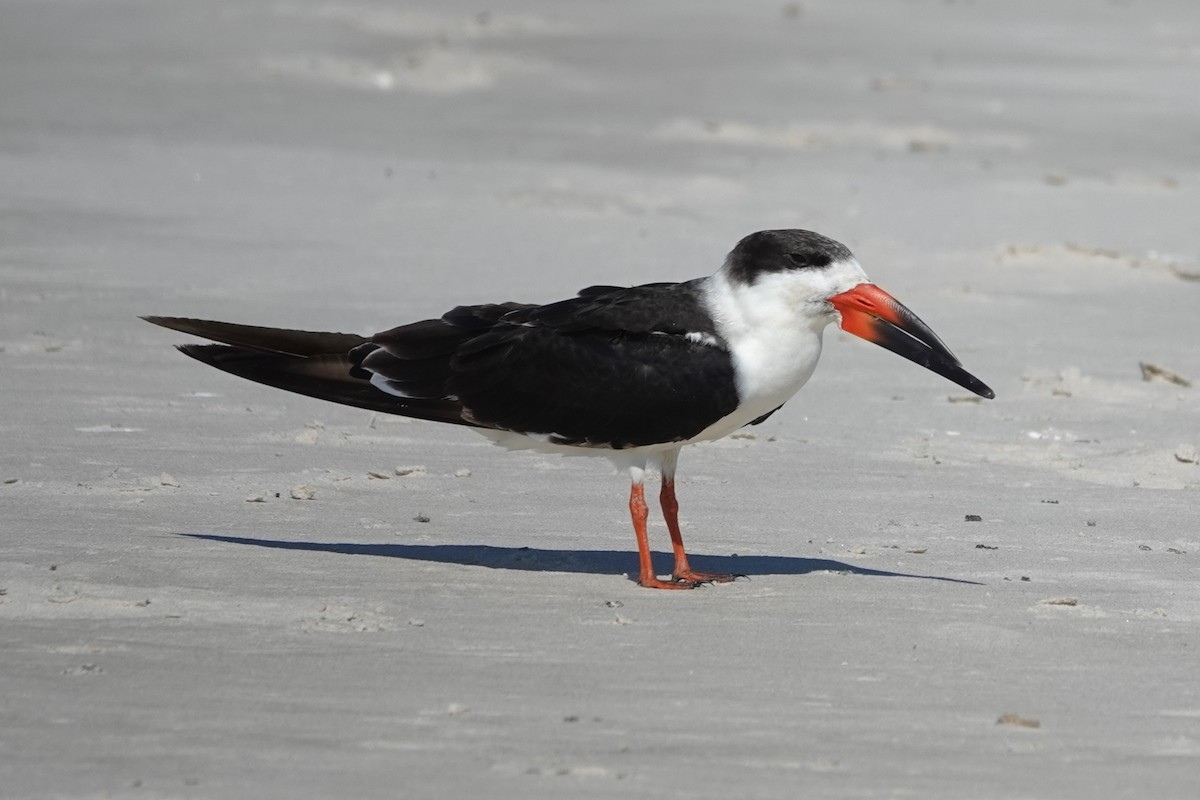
[{"xmin": 2, "ymin": 1, "xmax": 1198, "ymax": 797}]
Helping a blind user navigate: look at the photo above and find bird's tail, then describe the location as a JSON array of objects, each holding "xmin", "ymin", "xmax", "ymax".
[{"xmin": 142, "ymin": 316, "xmax": 469, "ymax": 425}]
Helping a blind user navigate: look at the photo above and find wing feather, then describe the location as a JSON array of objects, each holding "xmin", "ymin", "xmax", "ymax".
[{"xmin": 147, "ymin": 279, "xmax": 738, "ymax": 447}]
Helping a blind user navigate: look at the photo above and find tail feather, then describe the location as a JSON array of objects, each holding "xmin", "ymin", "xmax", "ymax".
[
  {"xmin": 146, "ymin": 316, "xmax": 473, "ymax": 427},
  {"xmin": 177, "ymin": 344, "xmax": 470, "ymax": 426},
  {"xmin": 143, "ymin": 316, "xmax": 367, "ymax": 356}
]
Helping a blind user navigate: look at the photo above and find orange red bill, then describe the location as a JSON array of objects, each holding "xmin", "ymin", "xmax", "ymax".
[{"xmin": 829, "ymin": 283, "xmax": 994, "ymax": 399}]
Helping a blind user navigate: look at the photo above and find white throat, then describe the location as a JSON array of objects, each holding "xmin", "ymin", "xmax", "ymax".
[{"xmin": 699, "ymin": 257, "xmax": 868, "ymax": 429}]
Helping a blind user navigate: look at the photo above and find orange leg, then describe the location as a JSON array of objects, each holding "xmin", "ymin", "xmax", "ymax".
[
  {"xmin": 630, "ymin": 481, "xmax": 697, "ymax": 590},
  {"xmin": 660, "ymin": 477, "xmax": 739, "ymax": 584}
]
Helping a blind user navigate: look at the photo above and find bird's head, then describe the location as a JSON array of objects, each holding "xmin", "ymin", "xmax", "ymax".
[{"xmin": 723, "ymin": 230, "xmax": 994, "ymax": 399}]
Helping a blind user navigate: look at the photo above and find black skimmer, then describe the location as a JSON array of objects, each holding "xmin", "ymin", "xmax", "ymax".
[{"xmin": 145, "ymin": 229, "xmax": 993, "ymax": 590}]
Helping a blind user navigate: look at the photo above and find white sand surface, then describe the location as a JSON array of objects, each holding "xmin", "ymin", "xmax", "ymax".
[{"xmin": 2, "ymin": 1, "xmax": 1199, "ymax": 797}]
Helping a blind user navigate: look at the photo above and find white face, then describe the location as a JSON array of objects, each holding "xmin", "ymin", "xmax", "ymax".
[{"xmin": 715, "ymin": 256, "xmax": 871, "ymax": 334}]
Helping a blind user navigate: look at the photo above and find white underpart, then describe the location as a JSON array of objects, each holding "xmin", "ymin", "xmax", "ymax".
[{"xmin": 474, "ymin": 429, "xmax": 681, "ymax": 478}]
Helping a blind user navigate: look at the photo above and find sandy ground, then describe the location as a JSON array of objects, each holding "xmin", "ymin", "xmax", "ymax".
[{"xmin": 3, "ymin": 1, "xmax": 1200, "ymax": 797}]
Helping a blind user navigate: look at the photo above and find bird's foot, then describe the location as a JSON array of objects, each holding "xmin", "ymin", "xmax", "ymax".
[
  {"xmin": 672, "ymin": 569, "xmax": 744, "ymax": 584},
  {"xmin": 638, "ymin": 576, "xmax": 703, "ymax": 590}
]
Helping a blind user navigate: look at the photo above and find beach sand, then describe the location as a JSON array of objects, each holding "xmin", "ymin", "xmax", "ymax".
[{"xmin": 2, "ymin": 1, "xmax": 1198, "ymax": 797}]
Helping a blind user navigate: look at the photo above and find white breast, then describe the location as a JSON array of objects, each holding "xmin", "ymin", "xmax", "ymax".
[{"xmin": 695, "ymin": 258, "xmax": 869, "ymax": 439}]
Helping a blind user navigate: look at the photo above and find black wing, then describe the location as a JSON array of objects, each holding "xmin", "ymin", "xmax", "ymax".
[
  {"xmin": 147, "ymin": 280, "xmax": 740, "ymax": 448},
  {"xmin": 364, "ymin": 281, "xmax": 739, "ymax": 448}
]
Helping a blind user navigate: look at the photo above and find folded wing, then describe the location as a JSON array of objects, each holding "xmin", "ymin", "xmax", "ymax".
[{"xmin": 145, "ymin": 280, "xmax": 740, "ymax": 448}]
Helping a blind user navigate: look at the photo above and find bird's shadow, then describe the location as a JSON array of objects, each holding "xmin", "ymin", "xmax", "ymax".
[{"xmin": 179, "ymin": 533, "xmax": 981, "ymax": 585}]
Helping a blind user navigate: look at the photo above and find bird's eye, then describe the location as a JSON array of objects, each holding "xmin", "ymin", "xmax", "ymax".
[{"xmin": 787, "ymin": 252, "xmax": 830, "ymax": 269}]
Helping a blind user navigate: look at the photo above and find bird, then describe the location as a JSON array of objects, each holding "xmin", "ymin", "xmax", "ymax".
[{"xmin": 145, "ymin": 229, "xmax": 993, "ymax": 590}]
